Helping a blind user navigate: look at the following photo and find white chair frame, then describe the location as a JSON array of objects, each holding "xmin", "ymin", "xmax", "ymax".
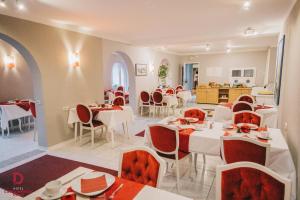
[
  {"xmin": 220, "ymin": 136, "xmax": 271, "ymax": 166},
  {"xmin": 232, "ymin": 101, "xmax": 254, "ymax": 112},
  {"xmin": 148, "ymin": 124, "xmax": 192, "ymax": 191},
  {"xmin": 139, "ymin": 91, "xmax": 152, "ymax": 116},
  {"xmin": 118, "ymin": 146, "xmax": 166, "ymax": 188},
  {"xmin": 183, "ymin": 107, "xmax": 207, "ymax": 173},
  {"xmin": 216, "ymin": 162, "xmax": 291, "ymax": 200},
  {"xmin": 77, "ymin": 104, "xmax": 105, "ymax": 147},
  {"xmin": 152, "ymin": 91, "xmax": 167, "ymax": 117},
  {"xmin": 237, "ymin": 94, "xmax": 255, "ymax": 104},
  {"xmin": 233, "ymin": 110, "xmax": 263, "ymax": 127}
]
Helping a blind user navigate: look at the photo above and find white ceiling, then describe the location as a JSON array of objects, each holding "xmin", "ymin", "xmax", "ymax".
[{"xmin": 0, "ymin": 0, "xmax": 296, "ymax": 54}]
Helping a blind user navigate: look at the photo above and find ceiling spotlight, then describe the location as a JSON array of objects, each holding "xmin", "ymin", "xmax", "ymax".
[
  {"xmin": 243, "ymin": 0, "xmax": 251, "ymax": 10},
  {"xmin": 205, "ymin": 44, "xmax": 211, "ymax": 51},
  {"xmin": 244, "ymin": 27, "xmax": 257, "ymax": 37},
  {"xmin": 0, "ymin": 0, "xmax": 6, "ymax": 8},
  {"xmin": 16, "ymin": 0, "xmax": 25, "ymax": 10},
  {"xmin": 226, "ymin": 48, "xmax": 232, "ymax": 54}
]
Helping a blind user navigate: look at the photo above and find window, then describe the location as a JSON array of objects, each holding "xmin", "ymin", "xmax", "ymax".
[
  {"xmin": 232, "ymin": 70, "xmax": 242, "ymax": 77},
  {"xmin": 112, "ymin": 62, "xmax": 129, "ymax": 91}
]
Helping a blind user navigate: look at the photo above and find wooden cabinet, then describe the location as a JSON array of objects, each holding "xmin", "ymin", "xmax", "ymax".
[
  {"xmin": 228, "ymin": 88, "xmax": 252, "ymax": 103},
  {"xmin": 196, "ymin": 88, "xmax": 219, "ymax": 104},
  {"xmin": 196, "ymin": 87, "xmax": 252, "ymax": 104}
]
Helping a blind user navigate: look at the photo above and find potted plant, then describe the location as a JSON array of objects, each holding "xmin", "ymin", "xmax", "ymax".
[{"xmin": 158, "ymin": 64, "xmax": 168, "ymax": 87}]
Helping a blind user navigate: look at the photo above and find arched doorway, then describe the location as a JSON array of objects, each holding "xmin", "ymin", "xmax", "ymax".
[
  {"xmin": 0, "ymin": 33, "xmax": 47, "ymax": 147},
  {"xmin": 109, "ymin": 51, "xmax": 136, "ymax": 108}
]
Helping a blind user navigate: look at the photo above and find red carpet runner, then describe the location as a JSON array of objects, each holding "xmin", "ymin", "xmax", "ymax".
[{"xmin": 0, "ymin": 155, "xmax": 117, "ymax": 197}]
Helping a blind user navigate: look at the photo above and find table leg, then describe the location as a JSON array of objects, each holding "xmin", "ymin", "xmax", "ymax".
[
  {"xmin": 18, "ymin": 119, "xmax": 24, "ymax": 133},
  {"xmin": 111, "ymin": 129, "xmax": 115, "ymax": 148},
  {"xmin": 74, "ymin": 122, "xmax": 78, "ymax": 142},
  {"xmin": 1, "ymin": 127, "xmax": 4, "ymax": 137},
  {"xmin": 125, "ymin": 121, "xmax": 130, "ymax": 139}
]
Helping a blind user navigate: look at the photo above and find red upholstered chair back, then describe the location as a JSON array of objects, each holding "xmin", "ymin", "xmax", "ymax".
[
  {"xmin": 216, "ymin": 162, "xmax": 291, "ymax": 200},
  {"xmin": 184, "ymin": 108, "xmax": 206, "ymax": 121},
  {"xmin": 175, "ymin": 85, "xmax": 183, "ymax": 90},
  {"xmin": 114, "ymin": 90, "xmax": 124, "ymax": 97},
  {"xmin": 119, "ymin": 147, "xmax": 165, "ymax": 188},
  {"xmin": 30, "ymin": 102, "xmax": 36, "ymax": 118},
  {"xmin": 166, "ymin": 88, "xmax": 175, "ymax": 95},
  {"xmin": 152, "ymin": 91, "xmax": 163, "ymax": 104},
  {"xmin": 155, "ymin": 88, "xmax": 163, "ymax": 93},
  {"xmin": 232, "ymin": 101, "xmax": 254, "ymax": 112},
  {"xmin": 140, "ymin": 91, "xmax": 150, "ymax": 103},
  {"xmin": 233, "ymin": 111, "xmax": 262, "ymax": 127},
  {"xmin": 117, "ymin": 86, "xmax": 124, "ymax": 92},
  {"xmin": 76, "ymin": 104, "xmax": 92, "ymax": 124},
  {"xmin": 148, "ymin": 125, "xmax": 178, "ymax": 154},
  {"xmin": 221, "ymin": 136, "xmax": 270, "ymax": 166},
  {"xmin": 238, "ymin": 95, "xmax": 254, "ymax": 104},
  {"xmin": 113, "ymin": 96, "xmax": 125, "ymax": 106}
]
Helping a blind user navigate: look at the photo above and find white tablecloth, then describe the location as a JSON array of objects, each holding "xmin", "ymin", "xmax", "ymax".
[
  {"xmin": 24, "ymin": 167, "xmax": 191, "ymax": 200},
  {"xmin": 176, "ymin": 91, "xmax": 192, "ymax": 104},
  {"xmin": 213, "ymin": 105, "xmax": 278, "ymax": 128},
  {"xmin": 68, "ymin": 106, "xmax": 134, "ymax": 129},
  {"xmin": 0, "ymin": 104, "xmax": 32, "ymax": 130},
  {"xmin": 163, "ymin": 95, "xmax": 178, "ymax": 107},
  {"xmin": 146, "ymin": 118, "xmax": 296, "ymax": 200}
]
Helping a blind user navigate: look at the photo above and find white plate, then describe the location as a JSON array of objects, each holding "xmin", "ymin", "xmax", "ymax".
[
  {"xmin": 70, "ymin": 171, "xmax": 115, "ymax": 197},
  {"xmin": 184, "ymin": 117, "xmax": 199, "ymax": 123},
  {"xmin": 40, "ymin": 187, "xmax": 67, "ymax": 200},
  {"xmin": 236, "ymin": 123, "xmax": 258, "ymax": 130}
]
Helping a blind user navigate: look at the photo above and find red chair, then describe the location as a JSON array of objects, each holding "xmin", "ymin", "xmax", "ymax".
[
  {"xmin": 232, "ymin": 101, "xmax": 254, "ymax": 112},
  {"xmin": 216, "ymin": 162, "xmax": 291, "ymax": 200},
  {"xmin": 148, "ymin": 124, "xmax": 192, "ymax": 191},
  {"xmin": 237, "ymin": 94, "xmax": 255, "ymax": 104},
  {"xmin": 175, "ymin": 85, "xmax": 183, "ymax": 91},
  {"xmin": 155, "ymin": 88, "xmax": 163, "ymax": 93},
  {"xmin": 119, "ymin": 146, "xmax": 165, "ymax": 188},
  {"xmin": 184, "ymin": 108, "xmax": 207, "ymax": 121},
  {"xmin": 233, "ymin": 111, "xmax": 262, "ymax": 127},
  {"xmin": 184, "ymin": 107, "xmax": 207, "ymax": 172},
  {"xmin": 139, "ymin": 91, "xmax": 152, "ymax": 116},
  {"xmin": 117, "ymin": 86, "xmax": 124, "ymax": 92},
  {"xmin": 29, "ymin": 101, "xmax": 37, "ymax": 141},
  {"xmin": 76, "ymin": 104, "xmax": 104, "ymax": 146},
  {"xmin": 152, "ymin": 91, "xmax": 167, "ymax": 116},
  {"xmin": 221, "ymin": 136, "xmax": 270, "ymax": 166},
  {"xmin": 166, "ymin": 88, "xmax": 175, "ymax": 95},
  {"xmin": 114, "ymin": 90, "xmax": 124, "ymax": 97},
  {"xmin": 113, "ymin": 96, "xmax": 125, "ymax": 106}
]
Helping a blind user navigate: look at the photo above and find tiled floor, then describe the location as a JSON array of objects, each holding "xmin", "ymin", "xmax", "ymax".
[{"xmin": 0, "ymin": 103, "xmax": 221, "ymax": 200}]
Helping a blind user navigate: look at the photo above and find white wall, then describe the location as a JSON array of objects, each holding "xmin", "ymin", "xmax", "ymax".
[
  {"xmin": 278, "ymin": 0, "xmax": 300, "ymax": 197},
  {"xmin": 0, "ymin": 39, "xmax": 33, "ymax": 101},
  {"xmin": 181, "ymin": 50, "xmax": 275, "ymax": 86},
  {"xmin": 102, "ymin": 39, "xmax": 181, "ymax": 108}
]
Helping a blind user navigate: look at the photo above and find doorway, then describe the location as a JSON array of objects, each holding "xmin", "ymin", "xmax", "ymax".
[{"xmin": 183, "ymin": 63, "xmax": 199, "ymax": 90}]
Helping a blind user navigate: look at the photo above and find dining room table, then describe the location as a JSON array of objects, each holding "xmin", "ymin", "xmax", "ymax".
[
  {"xmin": 145, "ymin": 116, "xmax": 296, "ymax": 200},
  {"xmin": 67, "ymin": 105, "xmax": 134, "ymax": 147},
  {"xmin": 176, "ymin": 90, "xmax": 192, "ymax": 106},
  {"xmin": 214, "ymin": 103, "xmax": 278, "ymax": 128},
  {"xmin": 24, "ymin": 167, "xmax": 192, "ymax": 200},
  {"xmin": 0, "ymin": 101, "xmax": 32, "ymax": 137}
]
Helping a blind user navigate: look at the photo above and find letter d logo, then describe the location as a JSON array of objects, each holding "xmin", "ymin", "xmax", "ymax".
[{"xmin": 12, "ymin": 172, "xmax": 24, "ymax": 185}]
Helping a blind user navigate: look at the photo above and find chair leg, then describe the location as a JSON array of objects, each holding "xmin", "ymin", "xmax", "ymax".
[
  {"xmin": 33, "ymin": 119, "xmax": 37, "ymax": 142},
  {"xmin": 74, "ymin": 122, "xmax": 78, "ymax": 142},
  {"xmin": 194, "ymin": 153, "xmax": 198, "ymax": 174},
  {"xmin": 7, "ymin": 121, "xmax": 10, "ymax": 137},
  {"xmin": 175, "ymin": 160, "xmax": 180, "ymax": 192},
  {"xmin": 203, "ymin": 154, "xmax": 206, "ymax": 166},
  {"xmin": 91, "ymin": 129, "xmax": 95, "ymax": 147},
  {"xmin": 18, "ymin": 119, "xmax": 24, "ymax": 133},
  {"xmin": 79, "ymin": 124, "xmax": 83, "ymax": 142}
]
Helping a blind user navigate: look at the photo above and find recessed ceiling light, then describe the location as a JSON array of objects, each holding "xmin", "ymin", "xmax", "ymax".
[
  {"xmin": 0, "ymin": 0, "xmax": 6, "ymax": 8},
  {"xmin": 226, "ymin": 48, "xmax": 232, "ymax": 53},
  {"xmin": 16, "ymin": 0, "xmax": 25, "ymax": 10},
  {"xmin": 243, "ymin": 0, "xmax": 251, "ymax": 10},
  {"xmin": 244, "ymin": 27, "xmax": 257, "ymax": 36}
]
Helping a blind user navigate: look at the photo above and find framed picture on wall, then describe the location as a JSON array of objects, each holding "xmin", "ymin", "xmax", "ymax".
[
  {"xmin": 274, "ymin": 35, "xmax": 285, "ymax": 106},
  {"xmin": 135, "ymin": 64, "xmax": 148, "ymax": 76}
]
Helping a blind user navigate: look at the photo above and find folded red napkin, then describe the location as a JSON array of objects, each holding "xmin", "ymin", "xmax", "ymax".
[
  {"xmin": 16, "ymin": 102, "xmax": 30, "ymax": 111},
  {"xmin": 179, "ymin": 128, "xmax": 195, "ymax": 153},
  {"xmin": 81, "ymin": 175, "xmax": 107, "ymax": 193}
]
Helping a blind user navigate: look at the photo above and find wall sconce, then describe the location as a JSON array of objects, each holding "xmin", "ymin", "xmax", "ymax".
[
  {"xmin": 4, "ymin": 55, "xmax": 16, "ymax": 69},
  {"xmin": 69, "ymin": 52, "xmax": 80, "ymax": 67}
]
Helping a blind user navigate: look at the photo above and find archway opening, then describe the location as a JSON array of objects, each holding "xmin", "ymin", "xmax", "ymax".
[
  {"xmin": 0, "ymin": 33, "xmax": 47, "ymax": 158},
  {"xmin": 109, "ymin": 51, "xmax": 136, "ymax": 109}
]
